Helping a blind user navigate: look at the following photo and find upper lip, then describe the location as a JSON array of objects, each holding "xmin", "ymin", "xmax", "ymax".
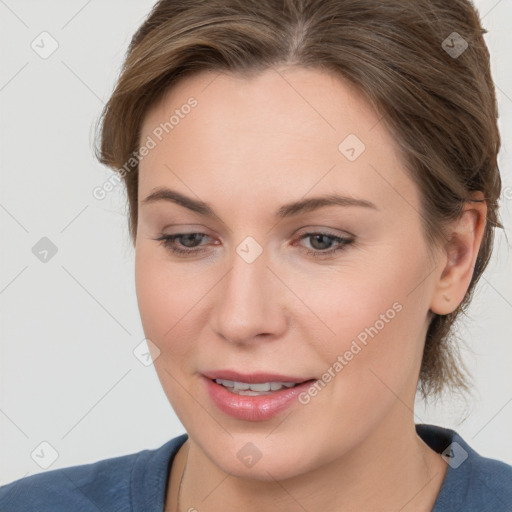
[{"xmin": 202, "ymin": 370, "xmax": 314, "ymax": 384}]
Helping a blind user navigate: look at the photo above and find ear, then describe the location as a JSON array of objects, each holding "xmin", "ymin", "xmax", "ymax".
[{"xmin": 429, "ymin": 192, "xmax": 487, "ymax": 315}]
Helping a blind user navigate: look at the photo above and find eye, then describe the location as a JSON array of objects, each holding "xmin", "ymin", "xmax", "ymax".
[
  {"xmin": 294, "ymin": 231, "xmax": 354, "ymax": 259},
  {"xmin": 154, "ymin": 233, "xmax": 212, "ymax": 256},
  {"xmin": 153, "ymin": 231, "xmax": 354, "ymax": 259}
]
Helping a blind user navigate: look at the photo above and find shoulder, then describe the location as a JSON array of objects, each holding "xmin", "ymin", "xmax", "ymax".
[
  {"xmin": 464, "ymin": 445, "xmax": 512, "ymax": 507},
  {"xmin": 0, "ymin": 451, "xmax": 139, "ymax": 512},
  {"xmin": 416, "ymin": 424, "xmax": 512, "ymax": 511},
  {"xmin": 0, "ymin": 434, "xmax": 188, "ymax": 512}
]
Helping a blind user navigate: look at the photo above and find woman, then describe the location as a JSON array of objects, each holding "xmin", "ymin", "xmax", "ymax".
[{"xmin": 1, "ymin": 0, "xmax": 511, "ymax": 510}]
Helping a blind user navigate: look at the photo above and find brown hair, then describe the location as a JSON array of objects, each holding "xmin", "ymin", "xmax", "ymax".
[{"xmin": 95, "ymin": 0, "xmax": 503, "ymax": 399}]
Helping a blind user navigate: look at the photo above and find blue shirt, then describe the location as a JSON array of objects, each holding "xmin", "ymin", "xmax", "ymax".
[{"xmin": 1, "ymin": 424, "xmax": 511, "ymax": 511}]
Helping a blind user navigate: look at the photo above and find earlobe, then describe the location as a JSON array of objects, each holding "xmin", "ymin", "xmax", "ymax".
[{"xmin": 429, "ymin": 195, "xmax": 487, "ymax": 316}]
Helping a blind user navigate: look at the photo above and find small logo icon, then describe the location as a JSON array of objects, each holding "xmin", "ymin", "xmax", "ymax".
[
  {"xmin": 237, "ymin": 442, "xmax": 263, "ymax": 468},
  {"xmin": 32, "ymin": 237, "xmax": 58, "ymax": 263},
  {"xmin": 31, "ymin": 441, "xmax": 59, "ymax": 469},
  {"xmin": 442, "ymin": 32, "xmax": 468, "ymax": 59},
  {"xmin": 133, "ymin": 338, "xmax": 161, "ymax": 366},
  {"xmin": 31, "ymin": 31, "xmax": 59, "ymax": 59},
  {"xmin": 236, "ymin": 236, "xmax": 263, "ymax": 264},
  {"xmin": 441, "ymin": 442, "xmax": 468, "ymax": 469},
  {"xmin": 338, "ymin": 134, "xmax": 366, "ymax": 162}
]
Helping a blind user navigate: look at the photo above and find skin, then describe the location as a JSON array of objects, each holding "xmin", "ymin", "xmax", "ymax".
[{"xmin": 134, "ymin": 66, "xmax": 487, "ymax": 512}]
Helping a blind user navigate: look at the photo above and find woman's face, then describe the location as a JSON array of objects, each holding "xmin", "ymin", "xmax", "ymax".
[{"xmin": 135, "ymin": 66, "xmax": 443, "ymax": 479}]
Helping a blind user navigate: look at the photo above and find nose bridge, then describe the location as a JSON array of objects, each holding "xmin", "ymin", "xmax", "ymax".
[{"xmin": 213, "ymin": 236, "xmax": 278, "ymax": 342}]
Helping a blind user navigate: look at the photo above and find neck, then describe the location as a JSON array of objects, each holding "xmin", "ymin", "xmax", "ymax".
[{"xmin": 169, "ymin": 409, "xmax": 447, "ymax": 512}]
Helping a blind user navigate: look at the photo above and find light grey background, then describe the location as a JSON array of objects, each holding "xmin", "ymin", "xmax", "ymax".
[{"xmin": 1, "ymin": 0, "xmax": 511, "ymax": 485}]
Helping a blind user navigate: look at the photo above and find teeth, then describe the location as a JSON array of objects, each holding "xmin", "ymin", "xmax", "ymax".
[
  {"xmin": 248, "ymin": 382, "xmax": 270, "ymax": 392},
  {"xmin": 215, "ymin": 379, "xmax": 298, "ymax": 394}
]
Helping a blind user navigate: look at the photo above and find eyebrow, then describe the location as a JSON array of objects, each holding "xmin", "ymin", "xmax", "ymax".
[{"xmin": 141, "ymin": 187, "xmax": 378, "ymax": 218}]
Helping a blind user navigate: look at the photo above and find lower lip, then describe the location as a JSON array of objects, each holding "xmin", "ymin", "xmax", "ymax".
[{"xmin": 203, "ymin": 376, "xmax": 316, "ymax": 421}]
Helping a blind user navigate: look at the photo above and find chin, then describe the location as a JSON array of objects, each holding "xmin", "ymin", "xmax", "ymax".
[{"xmin": 197, "ymin": 430, "xmax": 323, "ymax": 482}]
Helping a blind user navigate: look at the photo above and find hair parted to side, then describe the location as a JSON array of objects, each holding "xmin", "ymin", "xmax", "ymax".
[{"xmin": 95, "ymin": 0, "xmax": 503, "ymax": 400}]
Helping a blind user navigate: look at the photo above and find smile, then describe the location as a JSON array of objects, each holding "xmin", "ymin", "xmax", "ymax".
[
  {"xmin": 214, "ymin": 379, "xmax": 298, "ymax": 395},
  {"xmin": 204, "ymin": 375, "xmax": 317, "ymax": 421}
]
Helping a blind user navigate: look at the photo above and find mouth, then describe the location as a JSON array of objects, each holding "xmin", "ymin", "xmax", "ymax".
[
  {"xmin": 202, "ymin": 369, "xmax": 316, "ymax": 395},
  {"xmin": 212, "ymin": 378, "xmax": 314, "ymax": 396},
  {"xmin": 201, "ymin": 370, "xmax": 317, "ymax": 420}
]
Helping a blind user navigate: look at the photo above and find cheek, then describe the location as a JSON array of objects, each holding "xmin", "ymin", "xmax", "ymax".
[
  {"xmin": 306, "ymin": 249, "xmax": 429, "ymax": 395},
  {"xmin": 134, "ymin": 245, "xmax": 203, "ymax": 416},
  {"xmin": 135, "ymin": 244, "xmax": 193, "ymax": 353},
  {"xmin": 299, "ymin": 266, "xmax": 401, "ymax": 352}
]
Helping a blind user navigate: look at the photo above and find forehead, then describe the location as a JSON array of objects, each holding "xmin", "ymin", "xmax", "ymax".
[
  {"xmin": 141, "ymin": 66, "xmax": 382, "ymax": 148},
  {"xmin": 137, "ymin": 66, "xmax": 418, "ymax": 219}
]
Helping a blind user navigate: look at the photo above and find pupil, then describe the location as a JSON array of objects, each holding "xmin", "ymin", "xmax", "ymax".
[
  {"xmin": 182, "ymin": 234, "xmax": 201, "ymax": 247},
  {"xmin": 311, "ymin": 234, "xmax": 331, "ymax": 250}
]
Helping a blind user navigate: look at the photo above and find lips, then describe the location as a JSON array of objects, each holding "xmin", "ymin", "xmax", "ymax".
[{"xmin": 201, "ymin": 370, "xmax": 317, "ymax": 421}]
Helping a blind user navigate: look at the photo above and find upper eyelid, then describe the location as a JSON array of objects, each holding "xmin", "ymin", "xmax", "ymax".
[
  {"xmin": 295, "ymin": 227, "xmax": 354, "ymax": 238},
  {"xmin": 160, "ymin": 225, "xmax": 353, "ymax": 237}
]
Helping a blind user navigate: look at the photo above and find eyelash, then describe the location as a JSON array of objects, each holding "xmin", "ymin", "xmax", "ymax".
[{"xmin": 153, "ymin": 232, "xmax": 354, "ymax": 259}]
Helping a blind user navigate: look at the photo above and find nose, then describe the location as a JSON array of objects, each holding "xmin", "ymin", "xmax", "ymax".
[{"xmin": 211, "ymin": 243, "xmax": 287, "ymax": 345}]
